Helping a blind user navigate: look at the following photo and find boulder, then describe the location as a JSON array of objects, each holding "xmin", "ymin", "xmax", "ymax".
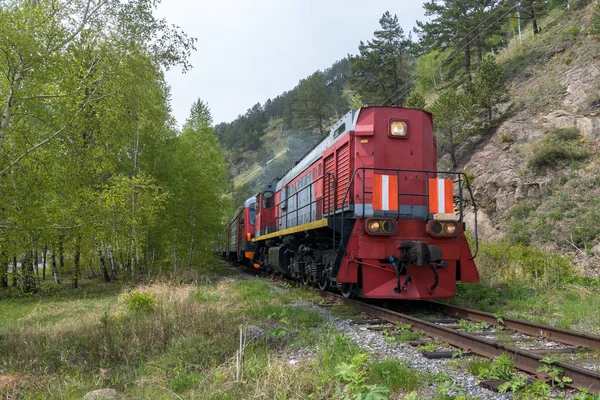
[{"xmin": 82, "ymin": 389, "xmax": 119, "ymax": 400}]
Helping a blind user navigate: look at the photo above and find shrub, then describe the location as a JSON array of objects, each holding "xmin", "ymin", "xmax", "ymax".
[
  {"xmin": 550, "ymin": 127, "xmax": 580, "ymax": 141},
  {"xmin": 500, "ymin": 135, "xmax": 515, "ymax": 143},
  {"xmin": 564, "ymin": 25, "xmax": 580, "ymax": 36},
  {"xmin": 509, "ymin": 201, "xmax": 540, "ymax": 220},
  {"xmin": 507, "ymin": 221, "xmax": 531, "ymax": 246},
  {"xmin": 474, "ymin": 239, "xmax": 573, "ymax": 287},
  {"xmin": 527, "ymin": 138, "xmax": 588, "ymax": 172},
  {"xmin": 124, "ymin": 291, "xmax": 157, "ymax": 312}
]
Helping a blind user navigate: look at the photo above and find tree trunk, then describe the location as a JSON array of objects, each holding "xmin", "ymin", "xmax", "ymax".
[
  {"xmin": 531, "ymin": 6, "xmax": 539, "ymax": 35},
  {"xmin": 51, "ymin": 250, "xmax": 60, "ymax": 284},
  {"xmin": 58, "ymin": 236, "xmax": 64, "ymax": 272},
  {"xmin": 0, "ymin": 253, "xmax": 7, "ymax": 288},
  {"xmin": 449, "ymin": 131, "xmax": 458, "ymax": 169},
  {"xmin": 476, "ymin": 36, "xmax": 483, "ymax": 62},
  {"xmin": 12, "ymin": 255, "xmax": 18, "ymax": 287},
  {"xmin": 33, "ymin": 248, "xmax": 38, "ymax": 277},
  {"xmin": 173, "ymin": 227, "xmax": 178, "ymax": 272},
  {"xmin": 465, "ymin": 43, "xmax": 472, "ymax": 81},
  {"xmin": 73, "ymin": 238, "xmax": 80, "ymax": 289},
  {"xmin": 98, "ymin": 245, "xmax": 110, "ymax": 282},
  {"xmin": 108, "ymin": 247, "xmax": 117, "ymax": 280},
  {"xmin": 24, "ymin": 252, "xmax": 36, "ymax": 293},
  {"xmin": 42, "ymin": 245, "xmax": 47, "ymax": 281}
]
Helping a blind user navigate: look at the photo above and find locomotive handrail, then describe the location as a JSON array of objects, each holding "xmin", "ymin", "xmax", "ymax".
[
  {"xmin": 337, "ymin": 167, "xmax": 479, "ymax": 260},
  {"xmin": 262, "ymin": 172, "xmax": 338, "ymax": 249}
]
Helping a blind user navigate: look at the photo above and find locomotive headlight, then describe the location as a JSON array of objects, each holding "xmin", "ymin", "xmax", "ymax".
[
  {"xmin": 444, "ymin": 222, "xmax": 457, "ymax": 235},
  {"xmin": 367, "ymin": 220, "xmax": 380, "ymax": 233},
  {"xmin": 426, "ymin": 220, "xmax": 459, "ymax": 237},
  {"xmin": 390, "ymin": 121, "xmax": 408, "ymax": 137},
  {"xmin": 381, "ymin": 219, "xmax": 397, "ymax": 234},
  {"xmin": 430, "ymin": 221, "xmax": 443, "ymax": 235},
  {"xmin": 365, "ymin": 219, "xmax": 397, "ymax": 235}
]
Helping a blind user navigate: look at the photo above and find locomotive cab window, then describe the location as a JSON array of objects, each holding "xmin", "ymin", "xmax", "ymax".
[
  {"xmin": 262, "ymin": 191, "xmax": 274, "ymax": 208},
  {"xmin": 249, "ymin": 204, "xmax": 256, "ymax": 225}
]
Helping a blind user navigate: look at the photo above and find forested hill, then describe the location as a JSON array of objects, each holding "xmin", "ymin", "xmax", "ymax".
[
  {"xmin": 215, "ymin": 58, "xmax": 353, "ymax": 205},
  {"xmin": 220, "ymin": 0, "xmax": 600, "ymax": 275}
]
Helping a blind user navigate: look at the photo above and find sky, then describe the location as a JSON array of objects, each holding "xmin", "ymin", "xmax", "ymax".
[{"xmin": 155, "ymin": 0, "xmax": 427, "ymax": 126}]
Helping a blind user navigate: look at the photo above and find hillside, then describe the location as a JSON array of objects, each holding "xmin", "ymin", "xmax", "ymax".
[{"xmin": 459, "ymin": 2, "xmax": 600, "ymax": 276}]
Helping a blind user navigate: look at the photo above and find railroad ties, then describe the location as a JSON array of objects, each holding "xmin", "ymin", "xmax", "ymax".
[{"xmin": 318, "ymin": 291, "xmax": 600, "ymax": 394}]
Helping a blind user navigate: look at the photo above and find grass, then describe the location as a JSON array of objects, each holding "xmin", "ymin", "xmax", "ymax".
[
  {"xmin": 0, "ymin": 265, "xmax": 439, "ymax": 399},
  {"xmin": 449, "ymin": 238, "xmax": 600, "ymax": 334}
]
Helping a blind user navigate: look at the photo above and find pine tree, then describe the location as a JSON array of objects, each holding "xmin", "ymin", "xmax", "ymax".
[
  {"xmin": 405, "ymin": 90, "xmax": 427, "ymax": 110},
  {"xmin": 350, "ymin": 12, "xmax": 412, "ymax": 106},
  {"xmin": 415, "ymin": 0, "xmax": 505, "ymax": 80},
  {"xmin": 472, "ymin": 55, "xmax": 508, "ymax": 122},
  {"xmin": 430, "ymin": 89, "xmax": 476, "ymax": 169},
  {"xmin": 293, "ymin": 72, "xmax": 329, "ymax": 135}
]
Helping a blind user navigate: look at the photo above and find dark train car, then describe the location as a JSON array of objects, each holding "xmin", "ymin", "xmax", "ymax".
[
  {"xmin": 222, "ymin": 197, "xmax": 257, "ymax": 264},
  {"xmin": 240, "ymin": 106, "xmax": 478, "ymax": 300}
]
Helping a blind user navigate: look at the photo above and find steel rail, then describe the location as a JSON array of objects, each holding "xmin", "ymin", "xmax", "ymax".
[
  {"xmin": 319, "ymin": 292, "xmax": 600, "ymax": 393},
  {"xmin": 424, "ymin": 301, "xmax": 600, "ymax": 350}
]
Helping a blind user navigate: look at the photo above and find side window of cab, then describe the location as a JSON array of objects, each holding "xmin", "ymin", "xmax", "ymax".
[{"xmin": 263, "ymin": 191, "xmax": 274, "ymax": 208}]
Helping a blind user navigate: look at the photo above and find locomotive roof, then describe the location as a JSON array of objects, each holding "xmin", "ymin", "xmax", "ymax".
[{"xmin": 275, "ymin": 108, "xmax": 361, "ymax": 191}]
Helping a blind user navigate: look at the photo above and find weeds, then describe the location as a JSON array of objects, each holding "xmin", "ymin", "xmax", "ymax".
[
  {"xmin": 477, "ymin": 354, "xmax": 514, "ymax": 380},
  {"xmin": 457, "ymin": 320, "xmax": 490, "ymax": 333},
  {"xmin": 124, "ymin": 291, "xmax": 156, "ymax": 312}
]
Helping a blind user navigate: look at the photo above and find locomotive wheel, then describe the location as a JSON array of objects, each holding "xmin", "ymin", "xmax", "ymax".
[
  {"xmin": 337, "ymin": 283, "xmax": 354, "ymax": 298},
  {"xmin": 302, "ymin": 274, "xmax": 310, "ymax": 286},
  {"xmin": 317, "ymin": 278, "xmax": 329, "ymax": 291}
]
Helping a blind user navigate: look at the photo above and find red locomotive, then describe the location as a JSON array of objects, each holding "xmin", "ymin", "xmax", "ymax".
[{"xmin": 222, "ymin": 106, "xmax": 479, "ymax": 300}]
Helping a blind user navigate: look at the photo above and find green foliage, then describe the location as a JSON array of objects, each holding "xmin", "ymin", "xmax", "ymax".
[
  {"xmin": 527, "ymin": 129, "xmax": 588, "ymax": 172},
  {"xmin": 466, "ymin": 359, "xmax": 492, "ymax": 377},
  {"xmin": 418, "ymin": 342, "xmax": 439, "ymax": 353},
  {"xmin": 501, "ymin": 135, "xmax": 515, "ymax": 143},
  {"xmin": 335, "ymin": 353, "xmax": 390, "ymax": 400},
  {"xmin": 293, "ymin": 71, "xmax": 330, "ymax": 135},
  {"xmin": 507, "ymin": 221, "xmax": 531, "ymax": 246},
  {"xmin": 591, "ymin": 1, "xmax": 600, "ymax": 39},
  {"xmin": 498, "ymin": 375, "xmax": 528, "ymax": 393},
  {"xmin": 124, "ymin": 291, "xmax": 157, "ymax": 313},
  {"xmin": 477, "ymin": 354, "xmax": 514, "ymax": 380},
  {"xmin": 457, "ymin": 319, "xmax": 490, "ymax": 333},
  {"xmin": 415, "ymin": 50, "xmax": 450, "ymax": 92},
  {"xmin": 509, "ymin": 201, "xmax": 540, "ymax": 220},
  {"xmin": 430, "ymin": 88, "xmax": 476, "ymax": 168},
  {"xmin": 474, "ymin": 239, "xmax": 573, "ymax": 286},
  {"xmin": 471, "ymin": 55, "xmax": 509, "ymax": 122},
  {"xmin": 350, "ymin": 12, "xmax": 413, "ymax": 106},
  {"xmin": 405, "ymin": 90, "xmax": 427, "ymax": 110},
  {"xmin": 536, "ymin": 355, "xmax": 573, "ymax": 388},
  {"xmin": 415, "ymin": 0, "xmax": 505, "ymax": 79}
]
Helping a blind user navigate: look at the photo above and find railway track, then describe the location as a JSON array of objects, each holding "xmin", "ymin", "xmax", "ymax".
[{"xmin": 318, "ymin": 291, "xmax": 600, "ymax": 394}]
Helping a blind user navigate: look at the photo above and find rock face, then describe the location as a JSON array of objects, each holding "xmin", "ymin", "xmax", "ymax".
[{"xmin": 82, "ymin": 389, "xmax": 119, "ymax": 400}]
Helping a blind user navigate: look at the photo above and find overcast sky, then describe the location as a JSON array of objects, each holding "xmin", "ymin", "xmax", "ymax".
[{"xmin": 155, "ymin": 0, "xmax": 426, "ymax": 126}]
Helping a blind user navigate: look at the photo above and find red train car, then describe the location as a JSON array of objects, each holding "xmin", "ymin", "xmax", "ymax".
[
  {"xmin": 236, "ymin": 107, "xmax": 478, "ymax": 300},
  {"xmin": 221, "ymin": 197, "xmax": 257, "ymax": 263}
]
